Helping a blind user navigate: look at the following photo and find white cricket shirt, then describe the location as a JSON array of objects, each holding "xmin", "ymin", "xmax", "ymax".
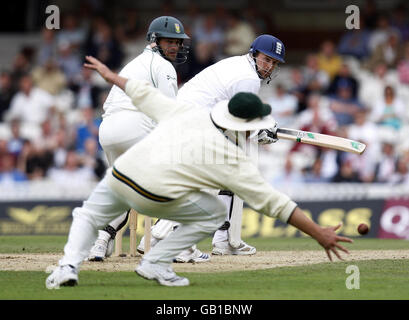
[
  {"xmin": 103, "ymin": 45, "xmax": 178, "ymax": 117},
  {"xmin": 110, "ymin": 79, "xmax": 297, "ymax": 223},
  {"xmin": 177, "ymin": 54, "xmax": 261, "ymax": 110}
]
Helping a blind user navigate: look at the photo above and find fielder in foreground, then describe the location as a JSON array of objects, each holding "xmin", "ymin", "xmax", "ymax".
[{"xmin": 46, "ymin": 57, "xmax": 353, "ymax": 288}]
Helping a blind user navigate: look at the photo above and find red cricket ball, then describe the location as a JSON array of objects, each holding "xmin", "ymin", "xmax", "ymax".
[{"xmin": 357, "ymin": 223, "xmax": 369, "ymax": 235}]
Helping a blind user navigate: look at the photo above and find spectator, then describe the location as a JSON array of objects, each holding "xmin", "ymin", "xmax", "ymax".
[
  {"xmin": 223, "ymin": 11, "xmax": 256, "ymax": 57},
  {"xmin": 317, "ymin": 40, "xmax": 343, "ymax": 80},
  {"xmin": 74, "ymin": 107, "xmax": 101, "ymax": 154},
  {"xmin": 390, "ymin": 4, "xmax": 409, "ymax": 42},
  {"xmin": 388, "ymin": 156, "xmax": 409, "ymax": 184},
  {"xmin": 177, "ymin": 41, "xmax": 217, "ymax": 84},
  {"xmin": 365, "ymin": 31, "xmax": 404, "ymax": 70},
  {"xmin": 0, "ymin": 153, "xmax": 27, "ymax": 183},
  {"xmin": 0, "ymin": 71, "xmax": 15, "ymax": 121},
  {"xmin": 53, "ymin": 129, "xmax": 70, "ymax": 169},
  {"xmin": 301, "ymin": 54, "xmax": 330, "ymax": 94},
  {"xmin": 368, "ymin": 15, "xmax": 400, "ymax": 54},
  {"xmin": 5, "ymin": 74, "xmax": 55, "ymax": 126},
  {"xmin": 397, "ymin": 41, "xmax": 409, "ymax": 84},
  {"xmin": 370, "ymin": 85, "xmax": 405, "ymax": 131},
  {"xmin": 115, "ymin": 8, "xmax": 143, "ymax": 44},
  {"xmin": 303, "ymin": 157, "xmax": 330, "ymax": 183},
  {"xmin": 69, "ymin": 66, "xmax": 102, "ymax": 110},
  {"xmin": 348, "ymin": 107, "xmax": 380, "ymax": 162},
  {"xmin": 337, "ymin": 19, "xmax": 371, "ymax": 60},
  {"xmin": 0, "ymin": 139, "xmax": 9, "ymax": 170},
  {"xmin": 358, "ymin": 62, "xmax": 396, "ymax": 110},
  {"xmin": 37, "ymin": 28, "xmax": 58, "ymax": 66},
  {"xmin": 57, "ymin": 13, "xmax": 87, "ymax": 52},
  {"xmin": 291, "ymin": 93, "xmax": 337, "ymax": 159},
  {"xmin": 10, "ymin": 51, "xmax": 32, "ymax": 90},
  {"xmin": 84, "ymin": 18, "xmax": 123, "ymax": 71},
  {"xmin": 267, "ymin": 83, "xmax": 298, "ymax": 127},
  {"xmin": 242, "ymin": 4, "xmax": 275, "ymax": 35},
  {"xmin": 326, "ymin": 63, "xmax": 359, "ymax": 99},
  {"xmin": 289, "ymin": 67, "xmax": 308, "ymax": 113},
  {"xmin": 7, "ymin": 119, "xmax": 24, "ymax": 158},
  {"xmin": 192, "ymin": 14, "xmax": 224, "ymax": 59},
  {"xmin": 47, "ymin": 149, "xmax": 95, "ymax": 185},
  {"xmin": 16, "ymin": 139, "xmax": 53, "ymax": 180},
  {"xmin": 374, "ymin": 139, "xmax": 397, "ymax": 183},
  {"xmin": 328, "ymin": 79, "xmax": 364, "ymax": 127},
  {"xmin": 31, "ymin": 59, "xmax": 67, "ymax": 96},
  {"xmin": 332, "ymin": 158, "xmax": 361, "ymax": 183},
  {"xmin": 57, "ymin": 41, "xmax": 83, "ymax": 84},
  {"xmin": 362, "ymin": 0, "xmax": 379, "ymax": 30},
  {"xmin": 79, "ymin": 137, "xmax": 106, "ymax": 179},
  {"xmin": 271, "ymin": 155, "xmax": 304, "ymax": 188}
]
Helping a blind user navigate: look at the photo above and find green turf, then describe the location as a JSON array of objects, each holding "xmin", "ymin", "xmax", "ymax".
[
  {"xmin": 1, "ymin": 236, "xmax": 408, "ymax": 300},
  {"xmin": 1, "ymin": 259, "xmax": 408, "ymax": 300},
  {"xmin": 1, "ymin": 235, "xmax": 408, "ymax": 253}
]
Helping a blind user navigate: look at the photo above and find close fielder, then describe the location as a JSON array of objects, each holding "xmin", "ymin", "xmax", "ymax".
[
  {"xmin": 87, "ymin": 16, "xmax": 209, "ymax": 263},
  {"xmin": 137, "ymin": 34, "xmax": 284, "ymax": 257},
  {"xmin": 46, "ymin": 56, "xmax": 353, "ymax": 288}
]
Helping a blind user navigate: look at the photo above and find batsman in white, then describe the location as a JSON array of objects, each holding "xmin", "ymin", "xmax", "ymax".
[
  {"xmin": 46, "ymin": 56, "xmax": 353, "ymax": 288},
  {"xmin": 87, "ymin": 16, "xmax": 209, "ymax": 263},
  {"xmin": 137, "ymin": 34, "xmax": 285, "ymax": 258}
]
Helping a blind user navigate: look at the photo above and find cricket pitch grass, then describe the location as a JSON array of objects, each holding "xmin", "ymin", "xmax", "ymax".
[{"xmin": 1, "ymin": 236, "xmax": 409, "ymax": 300}]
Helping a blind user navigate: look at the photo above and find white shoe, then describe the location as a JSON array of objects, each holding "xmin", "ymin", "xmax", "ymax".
[
  {"xmin": 88, "ymin": 230, "xmax": 113, "ymax": 261},
  {"xmin": 45, "ymin": 265, "xmax": 78, "ymax": 289},
  {"xmin": 135, "ymin": 259, "xmax": 189, "ymax": 287},
  {"xmin": 88, "ymin": 238, "xmax": 109, "ymax": 261},
  {"xmin": 174, "ymin": 247, "xmax": 210, "ymax": 263},
  {"xmin": 212, "ymin": 240, "xmax": 256, "ymax": 256},
  {"xmin": 137, "ymin": 235, "xmax": 160, "ymax": 254}
]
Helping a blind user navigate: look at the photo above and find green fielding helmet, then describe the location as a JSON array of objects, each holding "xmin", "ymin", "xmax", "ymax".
[{"xmin": 146, "ymin": 16, "xmax": 190, "ymax": 42}]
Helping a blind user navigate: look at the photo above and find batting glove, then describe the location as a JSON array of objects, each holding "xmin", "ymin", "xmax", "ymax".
[{"xmin": 257, "ymin": 124, "xmax": 279, "ymax": 144}]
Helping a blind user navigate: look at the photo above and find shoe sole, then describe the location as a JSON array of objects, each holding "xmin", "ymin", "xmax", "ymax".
[
  {"xmin": 212, "ymin": 249, "xmax": 256, "ymax": 256},
  {"xmin": 88, "ymin": 256, "xmax": 104, "ymax": 262},
  {"xmin": 61, "ymin": 279, "xmax": 78, "ymax": 287},
  {"xmin": 135, "ymin": 268, "xmax": 189, "ymax": 287}
]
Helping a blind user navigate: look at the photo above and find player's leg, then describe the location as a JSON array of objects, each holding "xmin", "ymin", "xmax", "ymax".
[
  {"xmin": 212, "ymin": 191, "xmax": 256, "ymax": 255},
  {"xmin": 46, "ymin": 176, "xmax": 129, "ymax": 289},
  {"xmin": 89, "ymin": 111, "xmax": 152, "ymax": 261},
  {"xmin": 137, "ymin": 219, "xmax": 178, "ymax": 254},
  {"xmin": 135, "ymin": 191, "xmax": 226, "ymax": 286}
]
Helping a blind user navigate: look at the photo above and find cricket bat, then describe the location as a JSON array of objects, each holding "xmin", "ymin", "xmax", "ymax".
[{"xmin": 276, "ymin": 128, "xmax": 366, "ymax": 154}]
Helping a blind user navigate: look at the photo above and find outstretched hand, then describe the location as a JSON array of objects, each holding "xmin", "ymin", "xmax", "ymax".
[
  {"xmin": 83, "ymin": 56, "xmax": 114, "ymax": 83},
  {"xmin": 83, "ymin": 56, "xmax": 128, "ymax": 90},
  {"xmin": 316, "ymin": 223, "xmax": 353, "ymax": 261}
]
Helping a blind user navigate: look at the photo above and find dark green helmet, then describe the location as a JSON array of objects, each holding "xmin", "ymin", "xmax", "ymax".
[{"xmin": 146, "ymin": 16, "xmax": 190, "ymax": 42}]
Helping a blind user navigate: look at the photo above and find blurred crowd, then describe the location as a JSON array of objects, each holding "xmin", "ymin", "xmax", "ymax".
[{"xmin": 1, "ymin": 1, "xmax": 409, "ymax": 187}]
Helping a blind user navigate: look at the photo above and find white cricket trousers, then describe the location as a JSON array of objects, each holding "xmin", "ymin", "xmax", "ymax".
[
  {"xmin": 59, "ymin": 173, "xmax": 226, "ymax": 268},
  {"xmin": 98, "ymin": 110, "xmax": 155, "ymax": 231}
]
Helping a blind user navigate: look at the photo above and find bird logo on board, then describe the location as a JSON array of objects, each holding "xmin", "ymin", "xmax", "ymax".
[{"xmin": 175, "ymin": 23, "xmax": 181, "ymax": 33}]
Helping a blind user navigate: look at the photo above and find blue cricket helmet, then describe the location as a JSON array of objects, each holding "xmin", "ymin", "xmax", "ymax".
[{"xmin": 249, "ymin": 34, "xmax": 285, "ymax": 63}]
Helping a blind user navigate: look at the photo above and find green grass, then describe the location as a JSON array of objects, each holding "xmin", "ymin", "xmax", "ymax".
[
  {"xmin": 1, "ymin": 236, "xmax": 408, "ymax": 300},
  {"xmin": 1, "ymin": 260, "xmax": 409, "ymax": 300},
  {"xmin": 1, "ymin": 235, "xmax": 408, "ymax": 253}
]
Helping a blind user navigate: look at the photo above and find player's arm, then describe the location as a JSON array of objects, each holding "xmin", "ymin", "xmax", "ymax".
[
  {"xmin": 224, "ymin": 159, "xmax": 353, "ymax": 261},
  {"xmin": 84, "ymin": 56, "xmax": 128, "ymax": 90},
  {"xmin": 84, "ymin": 56, "xmax": 188, "ymax": 122}
]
